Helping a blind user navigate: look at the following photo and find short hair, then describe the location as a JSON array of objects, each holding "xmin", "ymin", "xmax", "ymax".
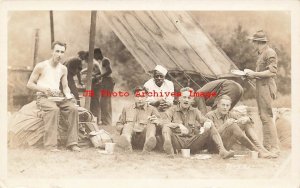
[
  {"xmin": 77, "ymin": 50, "xmax": 86, "ymax": 56},
  {"xmin": 133, "ymin": 86, "xmax": 148, "ymax": 94},
  {"xmin": 180, "ymin": 87, "xmax": 194, "ymax": 93},
  {"xmin": 77, "ymin": 51, "xmax": 88, "ymax": 60},
  {"xmin": 51, "ymin": 41, "xmax": 67, "ymax": 50},
  {"xmin": 94, "ymin": 48, "xmax": 103, "ymax": 55},
  {"xmin": 217, "ymin": 95, "xmax": 232, "ymax": 103}
]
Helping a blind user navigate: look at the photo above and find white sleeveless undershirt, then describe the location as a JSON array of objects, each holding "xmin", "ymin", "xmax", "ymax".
[{"xmin": 36, "ymin": 60, "xmax": 64, "ymax": 90}]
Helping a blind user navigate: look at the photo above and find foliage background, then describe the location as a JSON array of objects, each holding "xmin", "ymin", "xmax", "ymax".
[{"xmin": 7, "ymin": 11, "xmax": 291, "ymax": 107}]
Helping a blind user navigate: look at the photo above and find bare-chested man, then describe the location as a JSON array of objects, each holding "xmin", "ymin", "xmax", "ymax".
[{"xmin": 27, "ymin": 41, "xmax": 80, "ymax": 152}]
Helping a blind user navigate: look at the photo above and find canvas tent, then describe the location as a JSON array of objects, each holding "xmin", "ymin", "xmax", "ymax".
[
  {"xmin": 8, "ymin": 11, "xmax": 239, "ymax": 108},
  {"xmin": 100, "ymin": 11, "xmax": 238, "ymax": 80}
]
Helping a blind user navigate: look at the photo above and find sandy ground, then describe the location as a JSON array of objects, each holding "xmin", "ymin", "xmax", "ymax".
[
  {"xmin": 8, "ymin": 125, "xmax": 291, "ymax": 179},
  {"xmin": 7, "ymin": 97, "xmax": 292, "ymax": 180}
]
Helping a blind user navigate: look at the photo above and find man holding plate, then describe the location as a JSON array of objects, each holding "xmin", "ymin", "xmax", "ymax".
[
  {"xmin": 27, "ymin": 41, "xmax": 80, "ymax": 152},
  {"xmin": 245, "ymin": 30, "xmax": 280, "ymax": 155}
]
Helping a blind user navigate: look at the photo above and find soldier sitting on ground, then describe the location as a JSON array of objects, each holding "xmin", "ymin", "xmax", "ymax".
[
  {"xmin": 205, "ymin": 95, "xmax": 277, "ymax": 158},
  {"xmin": 116, "ymin": 86, "xmax": 161, "ymax": 153},
  {"xmin": 160, "ymin": 87, "xmax": 234, "ymax": 159}
]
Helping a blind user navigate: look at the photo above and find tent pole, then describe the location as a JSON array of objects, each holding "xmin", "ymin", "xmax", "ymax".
[
  {"xmin": 84, "ymin": 11, "xmax": 97, "ymax": 110},
  {"xmin": 33, "ymin": 29, "xmax": 39, "ymax": 67},
  {"xmin": 50, "ymin": 11, "xmax": 54, "ymax": 45}
]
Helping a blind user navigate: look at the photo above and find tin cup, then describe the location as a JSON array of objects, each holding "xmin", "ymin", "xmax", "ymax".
[
  {"xmin": 250, "ymin": 151, "xmax": 258, "ymax": 159},
  {"xmin": 181, "ymin": 149, "xmax": 191, "ymax": 158},
  {"xmin": 105, "ymin": 143, "xmax": 116, "ymax": 154}
]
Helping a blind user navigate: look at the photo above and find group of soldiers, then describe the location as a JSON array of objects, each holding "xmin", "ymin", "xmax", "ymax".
[{"xmin": 26, "ymin": 30, "xmax": 280, "ymax": 158}]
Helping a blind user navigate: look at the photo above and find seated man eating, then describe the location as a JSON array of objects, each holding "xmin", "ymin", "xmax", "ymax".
[
  {"xmin": 161, "ymin": 87, "xmax": 234, "ymax": 159},
  {"xmin": 116, "ymin": 86, "xmax": 161, "ymax": 153},
  {"xmin": 205, "ymin": 95, "xmax": 277, "ymax": 158}
]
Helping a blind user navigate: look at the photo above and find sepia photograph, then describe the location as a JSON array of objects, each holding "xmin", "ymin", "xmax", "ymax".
[{"xmin": 1, "ymin": 1, "xmax": 300, "ymax": 188}]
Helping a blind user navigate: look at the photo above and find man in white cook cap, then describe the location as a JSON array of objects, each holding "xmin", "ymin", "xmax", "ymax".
[{"xmin": 144, "ymin": 65, "xmax": 174, "ymax": 112}]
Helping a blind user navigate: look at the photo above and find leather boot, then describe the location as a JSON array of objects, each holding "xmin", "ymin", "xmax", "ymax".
[
  {"xmin": 118, "ymin": 134, "xmax": 132, "ymax": 152},
  {"xmin": 245, "ymin": 126, "xmax": 278, "ymax": 158},
  {"xmin": 143, "ymin": 136, "xmax": 157, "ymax": 153},
  {"xmin": 211, "ymin": 133, "xmax": 234, "ymax": 159},
  {"xmin": 143, "ymin": 124, "xmax": 157, "ymax": 153},
  {"xmin": 162, "ymin": 130, "xmax": 174, "ymax": 157}
]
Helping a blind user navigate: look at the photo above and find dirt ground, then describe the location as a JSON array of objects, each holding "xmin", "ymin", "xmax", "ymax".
[{"xmin": 8, "ymin": 125, "xmax": 291, "ymax": 179}]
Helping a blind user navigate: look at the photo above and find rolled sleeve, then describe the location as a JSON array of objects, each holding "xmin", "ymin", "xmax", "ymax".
[
  {"xmin": 265, "ymin": 49, "xmax": 278, "ymax": 73},
  {"xmin": 116, "ymin": 108, "xmax": 126, "ymax": 132},
  {"xmin": 266, "ymin": 57, "xmax": 277, "ymax": 73}
]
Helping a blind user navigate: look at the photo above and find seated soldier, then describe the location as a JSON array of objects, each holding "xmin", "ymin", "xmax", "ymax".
[
  {"xmin": 161, "ymin": 87, "xmax": 234, "ymax": 159},
  {"xmin": 144, "ymin": 65, "xmax": 174, "ymax": 113},
  {"xmin": 205, "ymin": 95, "xmax": 277, "ymax": 158},
  {"xmin": 116, "ymin": 86, "xmax": 161, "ymax": 153}
]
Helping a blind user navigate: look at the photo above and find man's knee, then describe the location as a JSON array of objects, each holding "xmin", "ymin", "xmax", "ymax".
[
  {"xmin": 66, "ymin": 104, "xmax": 78, "ymax": 113},
  {"xmin": 228, "ymin": 123, "xmax": 244, "ymax": 137},
  {"xmin": 121, "ymin": 123, "xmax": 133, "ymax": 135},
  {"xmin": 45, "ymin": 106, "xmax": 60, "ymax": 114},
  {"xmin": 146, "ymin": 123, "xmax": 156, "ymax": 131},
  {"xmin": 162, "ymin": 125, "xmax": 172, "ymax": 134}
]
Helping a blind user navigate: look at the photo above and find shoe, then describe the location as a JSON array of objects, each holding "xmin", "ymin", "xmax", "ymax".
[
  {"xmin": 143, "ymin": 136, "xmax": 157, "ymax": 152},
  {"xmin": 70, "ymin": 145, "xmax": 81, "ymax": 152},
  {"xmin": 163, "ymin": 139, "xmax": 174, "ymax": 156},
  {"xmin": 211, "ymin": 133, "xmax": 234, "ymax": 159},
  {"xmin": 141, "ymin": 150, "xmax": 151, "ymax": 155},
  {"xmin": 118, "ymin": 135, "xmax": 132, "ymax": 152},
  {"xmin": 268, "ymin": 147, "xmax": 280, "ymax": 156},
  {"xmin": 219, "ymin": 149, "xmax": 235, "ymax": 159},
  {"xmin": 258, "ymin": 151, "xmax": 278, "ymax": 158},
  {"xmin": 50, "ymin": 148, "xmax": 61, "ymax": 152},
  {"xmin": 45, "ymin": 146, "xmax": 60, "ymax": 152}
]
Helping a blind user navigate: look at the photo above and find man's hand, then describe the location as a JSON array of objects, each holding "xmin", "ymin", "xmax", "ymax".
[
  {"xmin": 225, "ymin": 118, "xmax": 237, "ymax": 125},
  {"xmin": 41, "ymin": 88, "xmax": 51, "ymax": 96},
  {"xmin": 158, "ymin": 99, "xmax": 171, "ymax": 111},
  {"xmin": 178, "ymin": 124, "xmax": 189, "ymax": 135},
  {"xmin": 244, "ymin": 69, "xmax": 256, "ymax": 79},
  {"xmin": 43, "ymin": 88, "xmax": 61, "ymax": 97},
  {"xmin": 237, "ymin": 116, "xmax": 251, "ymax": 125},
  {"xmin": 203, "ymin": 121, "xmax": 212, "ymax": 130},
  {"xmin": 148, "ymin": 115, "xmax": 159, "ymax": 125},
  {"xmin": 69, "ymin": 98, "xmax": 77, "ymax": 105}
]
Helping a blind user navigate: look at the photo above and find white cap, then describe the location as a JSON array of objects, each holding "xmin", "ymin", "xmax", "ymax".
[{"xmin": 154, "ymin": 65, "xmax": 168, "ymax": 76}]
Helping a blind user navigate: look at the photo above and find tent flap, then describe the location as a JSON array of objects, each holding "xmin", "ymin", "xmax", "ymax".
[{"xmin": 101, "ymin": 11, "xmax": 237, "ymax": 78}]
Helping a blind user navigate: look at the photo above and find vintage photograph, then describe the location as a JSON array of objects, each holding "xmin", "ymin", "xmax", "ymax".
[{"xmin": 2, "ymin": 5, "xmax": 298, "ymax": 188}]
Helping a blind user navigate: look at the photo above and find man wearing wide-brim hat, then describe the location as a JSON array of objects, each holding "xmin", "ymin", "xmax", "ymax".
[{"xmin": 245, "ymin": 30, "xmax": 280, "ymax": 156}]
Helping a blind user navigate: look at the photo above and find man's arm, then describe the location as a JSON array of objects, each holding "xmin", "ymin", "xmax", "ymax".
[
  {"xmin": 77, "ymin": 72, "xmax": 83, "ymax": 85},
  {"xmin": 252, "ymin": 70, "xmax": 276, "ymax": 78},
  {"xmin": 97, "ymin": 59, "xmax": 112, "ymax": 78},
  {"xmin": 116, "ymin": 107, "xmax": 126, "ymax": 132},
  {"xmin": 61, "ymin": 66, "xmax": 73, "ymax": 99},
  {"xmin": 246, "ymin": 55, "xmax": 277, "ymax": 78},
  {"xmin": 27, "ymin": 63, "xmax": 48, "ymax": 94}
]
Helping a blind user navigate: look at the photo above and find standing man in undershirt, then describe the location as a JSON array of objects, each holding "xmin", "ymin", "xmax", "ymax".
[
  {"xmin": 94, "ymin": 48, "xmax": 114, "ymax": 126},
  {"xmin": 27, "ymin": 41, "xmax": 80, "ymax": 152}
]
